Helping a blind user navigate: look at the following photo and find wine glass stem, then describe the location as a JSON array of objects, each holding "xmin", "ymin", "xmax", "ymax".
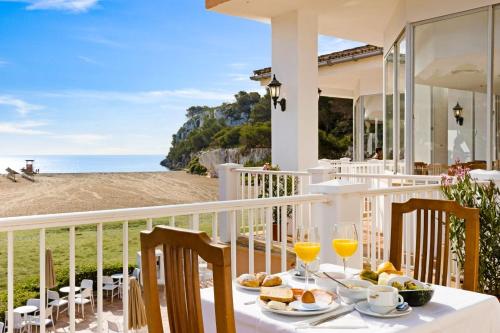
[
  {"xmin": 305, "ymin": 263, "xmax": 309, "ymax": 290},
  {"xmin": 343, "ymin": 258, "xmax": 347, "ymax": 274}
]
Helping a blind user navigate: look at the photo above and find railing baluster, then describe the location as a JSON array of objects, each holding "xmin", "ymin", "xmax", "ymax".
[
  {"xmin": 281, "ymin": 205, "xmax": 287, "ymax": 272},
  {"xmin": 193, "ymin": 213, "xmax": 200, "ymax": 230},
  {"xmin": 147, "ymin": 218, "xmax": 153, "ymax": 230},
  {"xmin": 39, "ymin": 228, "xmax": 46, "ymax": 333},
  {"xmin": 230, "ymin": 211, "xmax": 237, "ymax": 279},
  {"xmin": 170, "ymin": 216, "xmax": 175, "ymax": 227},
  {"xmin": 7, "ymin": 231, "xmax": 13, "ymax": 333},
  {"xmin": 97, "ymin": 222, "xmax": 103, "ymax": 333},
  {"xmin": 212, "ymin": 212, "xmax": 218, "ymax": 242},
  {"xmin": 123, "ymin": 221, "xmax": 129, "ymax": 333},
  {"xmin": 69, "ymin": 226, "xmax": 76, "ymax": 333},
  {"xmin": 265, "ymin": 207, "xmax": 272, "ymax": 273},
  {"xmin": 248, "ymin": 208, "xmax": 254, "ymax": 274}
]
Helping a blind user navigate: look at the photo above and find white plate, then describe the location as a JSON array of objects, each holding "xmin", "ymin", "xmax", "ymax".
[
  {"xmin": 354, "ymin": 301, "xmax": 412, "ymax": 318},
  {"xmin": 258, "ymin": 298, "xmax": 339, "ymax": 316},
  {"xmin": 289, "ymin": 300, "xmax": 331, "ymax": 311},
  {"xmin": 233, "ymin": 279, "xmax": 287, "ymax": 291}
]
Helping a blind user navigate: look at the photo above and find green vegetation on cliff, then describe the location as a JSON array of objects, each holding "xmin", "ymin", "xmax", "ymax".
[{"xmin": 163, "ymin": 90, "xmax": 353, "ymax": 171}]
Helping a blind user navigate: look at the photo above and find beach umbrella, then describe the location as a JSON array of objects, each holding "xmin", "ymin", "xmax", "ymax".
[
  {"xmin": 45, "ymin": 249, "xmax": 57, "ymax": 289},
  {"xmin": 129, "ymin": 277, "xmax": 147, "ymax": 331}
]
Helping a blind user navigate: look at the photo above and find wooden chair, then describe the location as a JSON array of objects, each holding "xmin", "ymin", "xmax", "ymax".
[
  {"xmin": 140, "ymin": 226, "xmax": 235, "ymax": 333},
  {"xmin": 390, "ymin": 198, "xmax": 480, "ymax": 291}
]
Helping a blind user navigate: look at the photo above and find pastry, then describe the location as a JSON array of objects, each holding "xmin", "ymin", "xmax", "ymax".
[
  {"xmin": 262, "ymin": 274, "xmax": 282, "ymax": 287},
  {"xmin": 267, "ymin": 300, "xmax": 287, "ymax": 310},
  {"xmin": 260, "ymin": 287, "xmax": 294, "ymax": 303},
  {"xmin": 301, "ymin": 290, "xmax": 315, "ymax": 304},
  {"xmin": 237, "ymin": 273, "xmax": 259, "ymax": 288},
  {"xmin": 256, "ymin": 272, "xmax": 267, "ymax": 285}
]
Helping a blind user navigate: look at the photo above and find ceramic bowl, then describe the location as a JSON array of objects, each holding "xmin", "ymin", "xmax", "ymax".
[
  {"xmin": 313, "ymin": 272, "xmax": 346, "ymax": 291},
  {"xmin": 337, "ymin": 279, "xmax": 372, "ymax": 302}
]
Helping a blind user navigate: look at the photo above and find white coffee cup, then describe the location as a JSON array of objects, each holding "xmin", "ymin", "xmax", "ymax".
[{"xmin": 367, "ymin": 285, "xmax": 404, "ymax": 314}]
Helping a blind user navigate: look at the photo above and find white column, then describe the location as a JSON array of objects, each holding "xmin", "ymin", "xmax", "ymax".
[
  {"xmin": 309, "ymin": 180, "xmax": 369, "ymax": 269},
  {"xmin": 217, "ymin": 163, "xmax": 243, "ymax": 242},
  {"xmin": 271, "ymin": 9, "xmax": 318, "ymax": 171}
]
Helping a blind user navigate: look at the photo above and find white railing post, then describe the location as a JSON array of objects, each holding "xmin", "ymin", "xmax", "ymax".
[
  {"xmin": 217, "ymin": 163, "xmax": 243, "ymax": 242},
  {"xmin": 308, "ymin": 165, "xmax": 334, "ymax": 185},
  {"xmin": 309, "ymin": 180, "xmax": 369, "ymax": 269}
]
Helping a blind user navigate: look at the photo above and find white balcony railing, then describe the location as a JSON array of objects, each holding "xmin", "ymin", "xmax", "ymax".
[{"xmin": 0, "ymin": 193, "xmax": 326, "ymax": 333}]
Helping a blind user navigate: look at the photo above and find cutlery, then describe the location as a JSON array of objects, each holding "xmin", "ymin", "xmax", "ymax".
[
  {"xmin": 244, "ymin": 300, "xmax": 256, "ymax": 305},
  {"xmin": 308, "ymin": 306, "xmax": 355, "ymax": 327},
  {"xmin": 380, "ymin": 302, "xmax": 409, "ymax": 315},
  {"xmin": 310, "ymin": 270, "xmax": 352, "ymax": 289}
]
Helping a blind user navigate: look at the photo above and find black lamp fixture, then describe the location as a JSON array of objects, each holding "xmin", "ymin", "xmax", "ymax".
[
  {"xmin": 453, "ymin": 102, "xmax": 464, "ymax": 126},
  {"xmin": 318, "ymin": 88, "xmax": 322, "ymax": 100},
  {"xmin": 268, "ymin": 74, "xmax": 286, "ymax": 111}
]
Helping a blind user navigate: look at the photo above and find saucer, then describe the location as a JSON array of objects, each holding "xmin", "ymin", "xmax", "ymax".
[
  {"xmin": 354, "ymin": 301, "xmax": 412, "ymax": 318},
  {"xmin": 289, "ymin": 300, "xmax": 331, "ymax": 311}
]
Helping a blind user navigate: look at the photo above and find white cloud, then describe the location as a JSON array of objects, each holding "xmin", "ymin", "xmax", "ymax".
[
  {"xmin": 228, "ymin": 73, "xmax": 250, "ymax": 82},
  {"xmin": 228, "ymin": 63, "xmax": 248, "ymax": 70},
  {"xmin": 0, "ymin": 120, "xmax": 48, "ymax": 135},
  {"xmin": 0, "ymin": 58, "xmax": 9, "ymax": 67},
  {"xmin": 318, "ymin": 35, "xmax": 364, "ymax": 55},
  {"xmin": 54, "ymin": 133, "xmax": 107, "ymax": 144},
  {"xmin": 2, "ymin": 0, "xmax": 100, "ymax": 12},
  {"xmin": 81, "ymin": 35, "xmax": 123, "ymax": 48},
  {"xmin": 78, "ymin": 55, "xmax": 100, "ymax": 65},
  {"xmin": 0, "ymin": 95, "xmax": 43, "ymax": 116}
]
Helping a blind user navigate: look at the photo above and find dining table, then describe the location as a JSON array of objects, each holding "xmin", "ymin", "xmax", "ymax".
[
  {"xmin": 200, "ymin": 264, "xmax": 500, "ymax": 333},
  {"xmin": 14, "ymin": 305, "xmax": 38, "ymax": 333}
]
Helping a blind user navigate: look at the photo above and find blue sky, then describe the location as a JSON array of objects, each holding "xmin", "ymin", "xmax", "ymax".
[{"xmin": 0, "ymin": 0, "xmax": 362, "ymax": 155}]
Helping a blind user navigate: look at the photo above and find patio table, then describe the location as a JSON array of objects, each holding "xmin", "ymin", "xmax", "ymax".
[
  {"xmin": 200, "ymin": 264, "xmax": 500, "ymax": 333},
  {"xmin": 59, "ymin": 286, "xmax": 80, "ymax": 294},
  {"xmin": 14, "ymin": 305, "xmax": 38, "ymax": 333}
]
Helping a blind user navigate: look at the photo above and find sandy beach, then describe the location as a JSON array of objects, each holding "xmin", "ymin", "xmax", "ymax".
[{"xmin": 0, "ymin": 171, "xmax": 218, "ymax": 217}]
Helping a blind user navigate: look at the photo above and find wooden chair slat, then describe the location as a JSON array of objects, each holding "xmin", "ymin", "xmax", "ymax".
[
  {"xmin": 421, "ymin": 210, "xmax": 429, "ymax": 283},
  {"xmin": 141, "ymin": 226, "xmax": 235, "ymax": 333},
  {"xmin": 390, "ymin": 199, "xmax": 479, "ymax": 291},
  {"xmin": 428, "ymin": 210, "xmax": 436, "ymax": 284},
  {"xmin": 442, "ymin": 212, "xmax": 450, "ymax": 286},
  {"xmin": 435, "ymin": 210, "xmax": 443, "ymax": 285},
  {"xmin": 414, "ymin": 209, "xmax": 422, "ymax": 281}
]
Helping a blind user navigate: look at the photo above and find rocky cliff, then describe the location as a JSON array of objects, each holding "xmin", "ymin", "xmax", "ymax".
[{"xmin": 198, "ymin": 148, "xmax": 271, "ymax": 177}]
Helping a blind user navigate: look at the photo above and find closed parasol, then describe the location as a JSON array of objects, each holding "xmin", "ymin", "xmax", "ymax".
[
  {"xmin": 129, "ymin": 277, "xmax": 147, "ymax": 331},
  {"xmin": 46, "ymin": 249, "xmax": 56, "ymax": 289}
]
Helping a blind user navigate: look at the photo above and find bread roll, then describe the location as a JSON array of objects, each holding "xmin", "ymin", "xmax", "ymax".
[
  {"xmin": 256, "ymin": 272, "xmax": 267, "ymax": 285},
  {"xmin": 262, "ymin": 275, "xmax": 282, "ymax": 287},
  {"xmin": 237, "ymin": 274, "xmax": 259, "ymax": 288}
]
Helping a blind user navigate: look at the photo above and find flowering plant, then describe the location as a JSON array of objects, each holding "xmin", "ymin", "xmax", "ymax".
[{"xmin": 441, "ymin": 165, "xmax": 500, "ymax": 296}]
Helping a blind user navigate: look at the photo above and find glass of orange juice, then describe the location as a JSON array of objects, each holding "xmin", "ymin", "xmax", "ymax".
[
  {"xmin": 332, "ymin": 224, "xmax": 358, "ymax": 273},
  {"xmin": 294, "ymin": 226, "xmax": 320, "ymax": 290}
]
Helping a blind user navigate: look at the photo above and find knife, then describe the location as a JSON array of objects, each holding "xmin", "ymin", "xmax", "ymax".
[{"xmin": 308, "ymin": 306, "xmax": 355, "ymax": 327}]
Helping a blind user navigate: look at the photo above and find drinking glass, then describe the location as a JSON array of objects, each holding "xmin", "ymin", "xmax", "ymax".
[
  {"xmin": 294, "ymin": 226, "xmax": 320, "ymax": 290},
  {"xmin": 332, "ymin": 224, "xmax": 359, "ymax": 274}
]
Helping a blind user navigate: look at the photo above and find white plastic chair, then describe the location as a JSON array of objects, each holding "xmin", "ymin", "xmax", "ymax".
[
  {"xmin": 102, "ymin": 276, "xmax": 119, "ymax": 303},
  {"xmin": 5, "ymin": 312, "xmax": 27, "ymax": 333},
  {"xmin": 27, "ymin": 306, "xmax": 55, "ymax": 333},
  {"xmin": 80, "ymin": 279, "xmax": 95, "ymax": 307},
  {"xmin": 132, "ymin": 268, "xmax": 140, "ymax": 282},
  {"xmin": 74, "ymin": 288, "xmax": 94, "ymax": 319},
  {"xmin": 107, "ymin": 320, "xmax": 121, "ymax": 333},
  {"xmin": 0, "ymin": 321, "xmax": 5, "ymax": 333},
  {"xmin": 47, "ymin": 290, "xmax": 68, "ymax": 320}
]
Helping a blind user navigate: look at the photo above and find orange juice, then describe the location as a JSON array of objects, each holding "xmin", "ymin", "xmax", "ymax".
[
  {"xmin": 332, "ymin": 239, "xmax": 358, "ymax": 258},
  {"xmin": 294, "ymin": 242, "xmax": 321, "ymax": 263}
]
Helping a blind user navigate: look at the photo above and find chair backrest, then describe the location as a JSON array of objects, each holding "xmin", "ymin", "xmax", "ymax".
[
  {"xmin": 132, "ymin": 268, "xmax": 140, "ymax": 281},
  {"xmin": 390, "ymin": 198, "xmax": 480, "ymax": 291},
  {"xmin": 107, "ymin": 320, "xmax": 121, "ymax": 332},
  {"xmin": 140, "ymin": 226, "xmax": 235, "ymax": 333},
  {"xmin": 47, "ymin": 290, "xmax": 59, "ymax": 301},
  {"xmin": 5, "ymin": 312, "xmax": 24, "ymax": 328},
  {"xmin": 103, "ymin": 276, "xmax": 114, "ymax": 284},
  {"xmin": 0, "ymin": 321, "xmax": 4, "ymax": 333},
  {"xmin": 80, "ymin": 288, "xmax": 93, "ymax": 298},
  {"xmin": 81, "ymin": 279, "xmax": 93, "ymax": 289},
  {"xmin": 27, "ymin": 298, "xmax": 41, "ymax": 308}
]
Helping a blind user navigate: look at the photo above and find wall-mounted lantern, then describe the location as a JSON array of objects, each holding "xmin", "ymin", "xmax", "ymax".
[
  {"xmin": 268, "ymin": 75, "xmax": 286, "ymax": 111},
  {"xmin": 318, "ymin": 88, "xmax": 322, "ymax": 100},
  {"xmin": 452, "ymin": 102, "xmax": 464, "ymax": 126}
]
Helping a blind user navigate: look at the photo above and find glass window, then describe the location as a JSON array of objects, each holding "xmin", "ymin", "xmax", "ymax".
[
  {"xmin": 398, "ymin": 38, "xmax": 406, "ymax": 167},
  {"xmin": 494, "ymin": 6, "xmax": 500, "ymax": 168},
  {"xmin": 363, "ymin": 94, "xmax": 383, "ymax": 160},
  {"xmin": 413, "ymin": 10, "xmax": 488, "ymax": 173},
  {"xmin": 384, "ymin": 48, "xmax": 394, "ymax": 167}
]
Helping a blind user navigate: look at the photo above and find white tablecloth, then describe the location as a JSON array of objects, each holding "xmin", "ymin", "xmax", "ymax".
[{"xmin": 200, "ymin": 264, "xmax": 500, "ymax": 333}]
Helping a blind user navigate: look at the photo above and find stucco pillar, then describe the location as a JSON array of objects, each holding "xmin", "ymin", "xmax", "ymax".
[
  {"xmin": 217, "ymin": 163, "xmax": 242, "ymax": 242},
  {"xmin": 271, "ymin": 9, "xmax": 318, "ymax": 171},
  {"xmin": 309, "ymin": 180, "xmax": 369, "ymax": 269}
]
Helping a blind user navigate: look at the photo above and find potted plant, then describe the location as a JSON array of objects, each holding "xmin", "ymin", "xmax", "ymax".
[{"xmin": 441, "ymin": 165, "xmax": 500, "ymax": 297}]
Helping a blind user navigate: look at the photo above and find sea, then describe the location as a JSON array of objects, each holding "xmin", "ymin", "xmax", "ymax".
[{"xmin": 0, "ymin": 155, "xmax": 168, "ymax": 174}]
